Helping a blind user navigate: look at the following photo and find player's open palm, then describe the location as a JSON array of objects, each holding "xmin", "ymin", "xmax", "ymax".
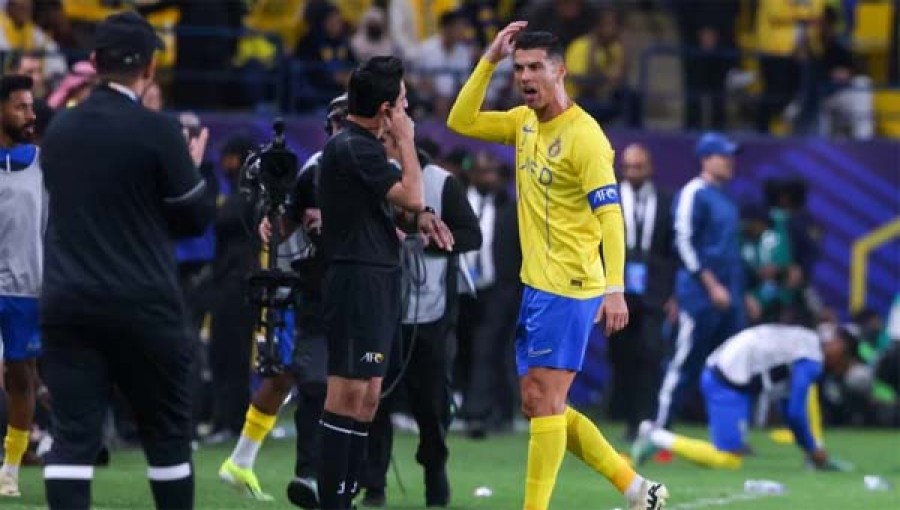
[
  {"xmin": 595, "ymin": 292, "xmax": 629, "ymax": 336},
  {"xmin": 485, "ymin": 21, "xmax": 528, "ymax": 63}
]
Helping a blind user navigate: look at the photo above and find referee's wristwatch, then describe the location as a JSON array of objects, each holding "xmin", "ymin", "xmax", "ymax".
[{"xmin": 415, "ymin": 206, "xmax": 436, "ymax": 228}]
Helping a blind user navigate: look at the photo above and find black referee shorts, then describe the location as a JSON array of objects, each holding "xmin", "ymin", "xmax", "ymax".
[
  {"xmin": 41, "ymin": 319, "xmax": 192, "ymax": 468},
  {"xmin": 323, "ymin": 263, "xmax": 401, "ymax": 380}
]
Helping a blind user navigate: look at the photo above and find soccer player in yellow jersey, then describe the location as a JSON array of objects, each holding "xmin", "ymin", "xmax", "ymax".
[{"xmin": 447, "ymin": 22, "xmax": 669, "ymax": 510}]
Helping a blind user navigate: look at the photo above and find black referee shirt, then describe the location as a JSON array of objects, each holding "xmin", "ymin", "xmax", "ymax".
[
  {"xmin": 317, "ymin": 120, "xmax": 401, "ymax": 267},
  {"xmin": 40, "ymin": 85, "xmax": 215, "ymax": 325}
]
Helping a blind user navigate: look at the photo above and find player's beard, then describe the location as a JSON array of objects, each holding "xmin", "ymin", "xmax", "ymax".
[{"xmin": 1, "ymin": 119, "xmax": 34, "ymax": 144}]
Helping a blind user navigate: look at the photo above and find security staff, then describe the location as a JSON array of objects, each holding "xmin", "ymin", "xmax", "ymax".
[
  {"xmin": 608, "ymin": 143, "xmax": 675, "ymax": 441},
  {"xmin": 360, "ymin": 146, "xmax": 482, "ymax": 507},
  {"xmin": 38, "ymin": 12, "xmax": 214, "ymax": 510}
]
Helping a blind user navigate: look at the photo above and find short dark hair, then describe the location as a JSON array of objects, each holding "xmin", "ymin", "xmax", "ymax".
[
  {"xmin": 348, "ymin": 56, "xmax": 404, "ymax": 117},
  {"xmin": 514, "ymin": 31, "xmax": 564, "ymax": 60},
  {"xmin": 0, "ymin": 74, "xmax": 33, "ymax": 102}
]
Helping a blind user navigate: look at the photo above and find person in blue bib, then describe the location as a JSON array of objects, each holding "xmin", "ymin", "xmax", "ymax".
[{"xmin": 0, "ymin": 74, "xmax": 43, "ymax": 498}]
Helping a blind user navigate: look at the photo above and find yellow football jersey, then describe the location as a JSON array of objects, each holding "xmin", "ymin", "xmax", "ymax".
[{"xmin": 448, "ymin": 59, "xmax": 624, "ymax": 299}]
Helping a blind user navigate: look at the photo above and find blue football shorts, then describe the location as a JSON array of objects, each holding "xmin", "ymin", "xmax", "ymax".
[
  {"xmin": 701, "ymin": 367, "xmax": 751, "ymax": 452},
  {"xmin": 0, "ymin": 296, "xmax": 42, "ymax": 360},
  {"xmin": 514, "ymin": 286, "xmax": 603, "ymax": 376}
]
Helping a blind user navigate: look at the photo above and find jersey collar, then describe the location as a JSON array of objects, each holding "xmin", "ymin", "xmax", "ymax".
[{"xmin": 107, "ymin": 82, "xmax": 139, "ymax": 103}]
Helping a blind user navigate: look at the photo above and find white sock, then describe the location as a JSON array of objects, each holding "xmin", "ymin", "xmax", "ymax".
[
  {"xmin": 650, "ymin": 428, "xmax": 676, "ymax": 449},
  {"xmin": 230, "ymin": 435, "xmax": 262, "ymax": 470},
  {"xmin": 0, "ymin": 464, "xmax": 19, "ymax": 478},
  {"xmin": 625, "ymin": 474, "xmax": 646, "ymax": 501}
]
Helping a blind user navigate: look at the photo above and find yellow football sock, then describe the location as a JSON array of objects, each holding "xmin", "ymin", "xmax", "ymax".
[
  {"xmin": 564, "ymin": 406, "xmax": 636, "ymax": 493},
  {"xmin": 808, "ymin": 384, "xmax": 824, "ymax": 446},
  {"xmin": 3, "ymin": 426, "xmax": 29, "ymax": 468},
  {"xmin": 523, "ymin": 415, "xmax": 567, "ymax": 510},
  {"xmin": 243, "ymin": 405, "xmax": 277, "ymax": 442},
  {"xmin": 671, "ymin": 435, "xmax": 742, "ymax": 469}
]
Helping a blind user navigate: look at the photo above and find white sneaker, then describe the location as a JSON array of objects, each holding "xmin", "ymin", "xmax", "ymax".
[
  {"xmin": 0, "ymin": 471, "xmax": 20, "ymax": 497},
  {"xmin": 631, "ymin": 421, "xmax": 660, "ymax": 467},
  {"xmin": 628, "ymin": 479, "xmax": 669, "ymax": 510}
]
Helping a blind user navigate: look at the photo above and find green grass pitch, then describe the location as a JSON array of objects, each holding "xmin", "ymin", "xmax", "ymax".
[{"xmin": 7, "ymin": 424, "xmax": 899, "ymax": 509}]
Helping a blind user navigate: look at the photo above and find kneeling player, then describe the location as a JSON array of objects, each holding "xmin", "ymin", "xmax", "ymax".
[{"xmin": 632, "ymin": 324, "xmax": 854, "ymax": 470}]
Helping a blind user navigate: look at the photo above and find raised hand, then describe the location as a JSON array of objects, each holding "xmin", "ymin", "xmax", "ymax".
[{"xmin": 485, "ymin": 21, "xmax": 528, "ymax": 64}]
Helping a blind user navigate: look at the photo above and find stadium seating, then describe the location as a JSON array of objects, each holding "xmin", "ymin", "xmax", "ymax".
[
  {"xmin": 852, "ymin": 0, "xmax": 895, "ymax": 84},
  {"xmin": 873, "ymin": 88, "xmax": 900, "ymax": 137}
]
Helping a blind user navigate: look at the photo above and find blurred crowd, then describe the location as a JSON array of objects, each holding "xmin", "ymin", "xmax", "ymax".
[{"xmin": 0, "ymin": 1, "xmax": 898, "ymax": 137}]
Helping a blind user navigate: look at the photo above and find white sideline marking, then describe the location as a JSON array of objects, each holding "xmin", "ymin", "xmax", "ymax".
[{"xmin": 668, "ymin": 492, "xmax": 773, "ymax": 509}]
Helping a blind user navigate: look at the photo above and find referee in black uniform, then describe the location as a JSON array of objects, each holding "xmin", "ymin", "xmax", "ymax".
[
  {"xmin": 314, "ymin": 56, "xmax": 453, "ymax": 510},
  {"xmin": 39, "ymin": 12, "xmax": 213, "ymax": 510}
]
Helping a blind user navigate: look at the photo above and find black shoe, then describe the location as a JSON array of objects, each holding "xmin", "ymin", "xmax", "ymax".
[
  {"xmin": 467, "ymin": 420, "xmax": 487, "ymax": 440},
  {"xmin": 425, "ymin": 468, "xmax": 450, "ymax": 507},
  {"xmin": 286, "ymin": 477, "xmax": 319, "ymax": 509},
  {"xmin": 94, "ymin": 446, "xmax": 110, "ymax": 467},
  {"xmin": 361, "ymin": 487, "xmax": 386, "ymax": 507}
]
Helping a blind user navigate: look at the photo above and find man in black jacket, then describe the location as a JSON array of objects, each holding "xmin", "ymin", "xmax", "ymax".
[
  {"xmin": 608, "ymin": 143, "xmax": 676, "ymax": 441},
  {"xmin": 38, "ymin": 12, "xmax": 214, "ymax": 510},
  {"xmin": 459, "ymin": 158, "xmax": 522, "ymax": 439},
  {"xmin": 360, "ymin": 145, "xmax": 482, "ymax": 507}
]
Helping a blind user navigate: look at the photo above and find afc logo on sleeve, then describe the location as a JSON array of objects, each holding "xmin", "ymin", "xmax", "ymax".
[{"xmin": 588, "ymin": 185, "xmax": 619, "ymax": 210}]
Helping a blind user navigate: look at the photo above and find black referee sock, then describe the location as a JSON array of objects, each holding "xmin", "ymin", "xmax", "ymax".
[
  {"xmin": 147, "ymin": 462, "xmax": 194, "ymax": 510},
  {"xmin": 318, "ymin": 411, "xmax": 354, "ymax": 509},
  {"xmin": 45, "ymin": 479, "xmax": 91, "ymax": 509},
  {"xmin": 346, "ymin": 420, "xmax": 371, "ymax": 501}
]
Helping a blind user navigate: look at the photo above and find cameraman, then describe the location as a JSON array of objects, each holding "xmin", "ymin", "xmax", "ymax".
[
  {"xmin": 361, "ymin": 144, "xmax": 482, "ymax": 507},
  {"xmin": 38, "ymin": 12, "xmax": 213, "ymax": 509},
  {"xmin": 218, "ymin": 94, "xmax": 350, "ymax": 503},
  {"xmin": 315, "ymin": 56, "xmax": 453, "ymax": 510}
]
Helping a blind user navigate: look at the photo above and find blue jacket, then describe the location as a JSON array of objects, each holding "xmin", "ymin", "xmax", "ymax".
[{"xmin": 673, "ymin": 177, "xmax": 744, "ymax": 311}]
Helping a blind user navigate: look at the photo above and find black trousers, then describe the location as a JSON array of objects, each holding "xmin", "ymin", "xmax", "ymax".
[
  {"xmin": 209, "ymin": 277, "xmax": 254, "ymax": 434},
  {"xmin": 607, "ymin": 295, "xmax": 665, "ymax": 437},
  {"xmin": 41, "ymin": 319, "xmax": 193, "ymax": 499},
  {"xmin": 462, "ymin": 283, "xmax": 521, "ymax": 425},
  {"xmin": 291, "ymin": 301, "xmax": 328, "ymax": 479},
  {"xmin": 178, "ymin": 261, "xmax": 215, "ymax": 432},
  {"xmin": 361, "ymin": 318, "xmax": 455, "ymax": 489}
]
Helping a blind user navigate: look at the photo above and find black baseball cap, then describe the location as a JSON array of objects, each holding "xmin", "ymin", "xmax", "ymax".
[{"xmin": 94, "ymin": 11, "xmax": 165, "ymax": 68}]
